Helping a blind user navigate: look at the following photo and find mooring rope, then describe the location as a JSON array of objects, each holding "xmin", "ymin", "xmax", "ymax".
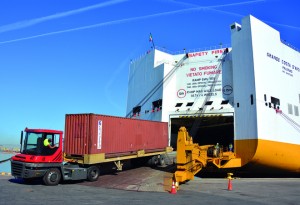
[{"xmin": 0, "ymin": 158, "xmax": 11, "ymax": 164}]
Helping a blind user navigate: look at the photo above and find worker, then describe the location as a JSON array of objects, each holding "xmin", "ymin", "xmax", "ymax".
[
  {"xmin": 229, "ymin": 143, "xmax": 233, "ymax": 152},
  {"xmin": 214, "ymin": 143, "xmax": 220, "ymax": 157},
  {"xmin": 43, "ymin": 138, "xmax": 55, "ymax": 149}
]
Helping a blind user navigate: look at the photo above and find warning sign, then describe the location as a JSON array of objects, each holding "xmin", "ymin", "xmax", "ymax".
[{"xmin": 176, "ymin": 49, "xmax": 225, "ymax": 100}]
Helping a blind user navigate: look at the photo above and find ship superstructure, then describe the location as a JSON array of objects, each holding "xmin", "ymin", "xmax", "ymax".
[{"xmin": 126, "ymin": 15, "xmax": 300, "ymax": 172}]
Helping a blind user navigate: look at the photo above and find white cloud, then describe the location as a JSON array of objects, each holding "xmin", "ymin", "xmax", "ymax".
[
  {"xmin": 0, "ymin": 0, "xmax": 128, "ymax": 33},
  {"xmin": 0, "ymin": 0, "xmax": 299, "ymax": 45}
]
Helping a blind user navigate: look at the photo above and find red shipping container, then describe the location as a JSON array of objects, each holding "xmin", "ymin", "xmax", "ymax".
[{"xmin": 64, "ymin": 114, "xmax": 169, "ymax": 157}]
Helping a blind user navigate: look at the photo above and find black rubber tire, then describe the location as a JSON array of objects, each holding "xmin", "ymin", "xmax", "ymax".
[
  {"xmin": 43, "ymin": 168, "xmax": 61, "ymax": 186},
  {"xmin": 148, "ymin": 156, "xmax": 159, "ymax": 166},
  {"xmin": 158, "ymin": 155, "xmax": 166, "ymax": 166},
  {"xmin": 87, "ymin": 166, "xmax": 100, "ymax": 182}
]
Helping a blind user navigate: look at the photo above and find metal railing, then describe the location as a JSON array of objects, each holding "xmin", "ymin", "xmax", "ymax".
[{"xmin": 155, "ymin": 44, "xmax": 231, "ymax": 55}]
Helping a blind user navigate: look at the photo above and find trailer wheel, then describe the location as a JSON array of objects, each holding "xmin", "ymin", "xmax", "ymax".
[
  {"xmin": 87, "ymin": 166, "xmax": 100, "ymax": 181},
  {"xmin": 148, "ymin": 156, "xmax": 159, "ymax": 167},
  {"xmin": 159, "ymin": 155, "xmax": 166, "ymax": 167},
  {"xmin": 43, "ymin": 168, "xmax": 61, "ymax": 186}
]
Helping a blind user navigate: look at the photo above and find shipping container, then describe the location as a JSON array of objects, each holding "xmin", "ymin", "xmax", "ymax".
[{"xmin": 64, "ymin": 114, "xmax": 169, "ymax": 158}]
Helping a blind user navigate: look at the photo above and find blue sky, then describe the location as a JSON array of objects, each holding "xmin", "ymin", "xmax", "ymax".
[{"xmin": 0, "ymin": 0, "xmax": 299, "ymax": 145}]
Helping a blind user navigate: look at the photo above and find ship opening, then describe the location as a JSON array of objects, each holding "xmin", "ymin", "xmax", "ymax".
[{"xmin": 169, "ymin": 114, "xmax": 234, "ymax": 151}]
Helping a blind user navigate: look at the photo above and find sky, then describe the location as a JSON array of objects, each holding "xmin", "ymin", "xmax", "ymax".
[{"xmin": 0, "ymin": 0, "xmax": 299, "ymax": 145}]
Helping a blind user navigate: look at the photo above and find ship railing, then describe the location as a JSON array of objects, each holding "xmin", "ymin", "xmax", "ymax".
[
  {"xmin": 131, "ymin": 44, "xmax": 232, "ymax": 62},
  {"xmin": 155, "ymin": 44, "xmax": 231, "ymax": 55}
]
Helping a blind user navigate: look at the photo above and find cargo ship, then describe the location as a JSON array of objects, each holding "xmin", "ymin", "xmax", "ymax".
[{"xmin": 126, "ymin": 15, "xmax": 300, "ymax": 173}]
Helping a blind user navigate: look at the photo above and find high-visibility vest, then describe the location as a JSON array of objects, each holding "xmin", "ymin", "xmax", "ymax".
[{"xmin": 43, "ymin": 139, "xmax": 50, "ymax": 147}]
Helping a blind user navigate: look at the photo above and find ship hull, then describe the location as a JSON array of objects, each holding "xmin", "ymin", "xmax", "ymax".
[{"xmin": 236, "ymin": 139, "xmax": 300, "ymax": 173}]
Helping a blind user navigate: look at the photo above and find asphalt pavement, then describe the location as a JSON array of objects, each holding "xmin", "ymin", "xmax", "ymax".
[{"xmin": 1, "ymin": 168, "xmax": 300, "ymax": 205}]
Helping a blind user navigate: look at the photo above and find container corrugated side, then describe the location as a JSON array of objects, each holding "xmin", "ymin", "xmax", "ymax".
[{"xmin": 64, "ymin": 114, "xmax": 168, "ymax": 156}]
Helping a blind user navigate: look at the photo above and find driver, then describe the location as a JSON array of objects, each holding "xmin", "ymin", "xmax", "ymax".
[{"xmin": 43, "ymin": 138, "xmax": 56, "ymax": 149}]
